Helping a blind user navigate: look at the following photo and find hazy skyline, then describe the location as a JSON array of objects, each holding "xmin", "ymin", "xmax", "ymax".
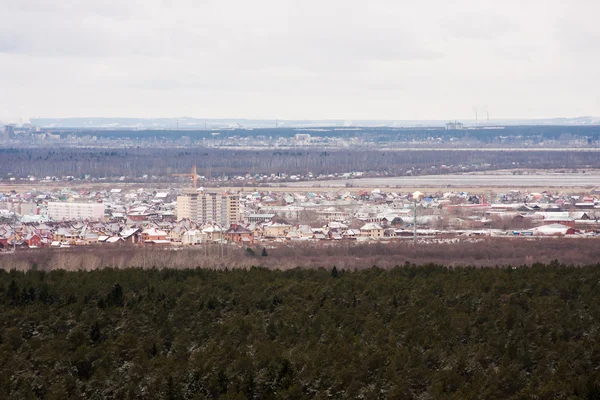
[{"xmin": 1, "ymin": 0, "xmax": 599, "ymax": 122}]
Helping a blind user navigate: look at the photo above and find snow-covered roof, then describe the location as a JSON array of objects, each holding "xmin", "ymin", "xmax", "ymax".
[
  {"xmin": 531, "ymin": 223, "xmax": 574, "ymax": 235},
  {"xmin": 360, "ymin": 223, "xmax": 383, "ymax": 231}
]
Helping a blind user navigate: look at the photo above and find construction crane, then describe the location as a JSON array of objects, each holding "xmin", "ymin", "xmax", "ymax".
[{"xmin": 172, "ymin": 165, "xmax": 199, "ymax": 191}]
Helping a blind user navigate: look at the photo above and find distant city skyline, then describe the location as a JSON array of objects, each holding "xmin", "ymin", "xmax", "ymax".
[{"xmin": 1, "ymin": 0, "xmax": 599, "ymax": 121}]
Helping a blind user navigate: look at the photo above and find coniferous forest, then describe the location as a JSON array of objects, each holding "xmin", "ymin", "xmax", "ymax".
[{"xmin": 2, "ymin": 264, "xmax": 600, "ymax": 399}]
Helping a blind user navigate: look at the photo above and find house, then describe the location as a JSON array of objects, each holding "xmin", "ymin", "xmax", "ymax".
[
  {"xmin": 182, "ymin": 229, "xmax": 205, "ymax": 245},
  {"xmin": 20, "ymin": 231, "xmax": 41, "ymax": 247},
  {"xmin": 327, "ymin": 221, "xmax": 349, "ymax": 230},
  {"xmin": 120, "ymin": 228, "xmax": 142, "ymax": 244},
  {"xmin": 247, "ymin": 222, "xmax": 264, "ymax": 239},
  {"xmin": 225, "ymin": 224, "xmax": 254, "ymax": 244},
  {"xmin": 316, "ymin": 207, "xmax": 348, "ymax": 222},
  {"xmin": 53, "ymin": 227, "xmax": 77, "ymax": 243},
  {"xmin": 330, "ymin": 232, "xmax": 343, "ymax": 240},
  {"xmin": 571, "ymin": 212, "xmax": 591, "ymax": 220},
  {"xmin": 380, "ymin": 215, "xmax": 403, "ymax": 226},
  {"xmin": 80, "ymin": 233, "xmax": 99, "ymax": 245},
  {"xmin": 161, "ymin": 211, "xmax": 177, "ymax": 222},
  {"xmin": 394, "ymin": 229, "xmax": 415, "ymax": 237},
  {"xmin": 141, "ymin": 227, "xmax": 169, "ymax": 243},
  {"xmin": 202, "ymin": 224, "xmax": 223, "ymax": 242},
  {"xmin": 286, "ymin": 231, "xmax": 302, "ymax": 240},
  {"xmin": 360, "ymin": 223, "xmax": 384, "ymax": 238},
  {"xmin": 167, "ymin": 228, "xmax": 185, "ymax": 244},
  {"xmin": 128, "ymin": 210, "xmax": 157, "ymax": 222},
  {"xmin": 263, "ymin": 222, "xmax": 292, "ymax": 238},
  {"xmin": 343, "ymin": 229, "xmax": 360, "ymax": 239},
  {"xmin": 296, "ymin": 225, "xmax": 314, "ymax": 238},
  {"xmin": 105, "ymin": 236, "xmax": 125, "ymax": 244}
]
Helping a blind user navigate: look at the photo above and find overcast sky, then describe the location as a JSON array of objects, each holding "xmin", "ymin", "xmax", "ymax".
[{"xmin": 1, "ymin": 0, "xmax": 599, "ymax": 121}]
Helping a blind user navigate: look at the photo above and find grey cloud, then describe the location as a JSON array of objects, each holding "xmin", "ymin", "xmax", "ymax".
[
  {"xmin": 0, "ymin": 0, "xmax": 599, "ymax": 120},
  {"xmin": 1, "ymin": 0, "xmax": 440, "ymax": 65}
]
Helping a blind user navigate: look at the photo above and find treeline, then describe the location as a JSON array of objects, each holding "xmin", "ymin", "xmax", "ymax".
[
  {"xmin": 2, "ymin": 238, "xmax": 600, "ymax": 272},
  {"xmin": 0, "ymin": 147, "xmax": 598, "ymax": 179},
  {"xmin": 2, "ymin": 265, "xmax": 600, "ymax": 399},
  {"xmin": 53, "ymin": 125, "xmax": 600, "ymax": 142}
]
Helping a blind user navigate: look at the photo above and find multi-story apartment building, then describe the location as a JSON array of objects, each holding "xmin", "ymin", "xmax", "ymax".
[
  {"xmin": 47, "ymin": 202, "xmax": 105, "ymax": 221},
  {"xmin": 176, "ymin": 191, "xmax": 240, "ymax": 227}
]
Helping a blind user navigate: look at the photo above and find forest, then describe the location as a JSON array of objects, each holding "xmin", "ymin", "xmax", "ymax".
[
  {"xmin": 0, "ymin": 147, "xmax": 598, "ymax": 180},
  {"xmin": 51, "ymin": 125, "xmax": 600, "ymax": 142},
  {"xmin": 2, "ymin": 264, "xmax": 600, "ymax": 399}
]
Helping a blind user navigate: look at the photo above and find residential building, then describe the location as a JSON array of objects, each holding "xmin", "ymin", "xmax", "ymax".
[
  {"xmin": 224, "ymin": 224, "xmax": 254, "ymax": 243},
  {"xmin": 202, "ymin": 224, "xmax": 223, "ymax": 242},
  {"xmin": 316, "ymin": 207, "xmax": 349, "ymax": 222},
  {"xmin": 182, "ymin": 229, "xmax": 204, "ymax": 245},
  {"xmin": 119, "ymin": 228, "xmax": 142, "ymax": 244},
  {"xmin": 263, "ymin": 222, "xmax": 292, "ymax": 238},
  {"xmin": 360, "ymin": 223, "xmax": 384, "ymax": 238},
  {"xmin": 141, "ymin": 227, "xmax": 170, "ymax": 245},
  {"xmin": 177, "ymin": 191, "xmax": 240, "ymax": 226},
  {"xmin": 47, "ymin": 202, "xmax": 105, "ymax": 221},
  {"xmin": 247, "ymin": 213, "xmax": 276, "ymax": 223}
]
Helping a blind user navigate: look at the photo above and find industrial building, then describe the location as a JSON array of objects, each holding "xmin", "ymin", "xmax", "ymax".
[{"xmin": 446, "ymin": 121, "xmax": 464, "ymax": 130}]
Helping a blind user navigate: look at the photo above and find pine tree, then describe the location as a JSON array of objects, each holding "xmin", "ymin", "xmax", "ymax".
[
  {"xmin": 107, "ymin": 283, "xmax": 124, "ymax": 307},
  {"xmin": 7, "ymin": 280, "xmax": 19, "ymax": 305},
  {"xmin": 90, "ymin": 321, "xmax": 101, "ymax": 344},
  {"xmin": 331, "ymin": 266, "xmax": 339, "ymax": 278}
]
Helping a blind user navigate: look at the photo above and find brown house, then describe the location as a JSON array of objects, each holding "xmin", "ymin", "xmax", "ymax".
[
  {"xmin": 141, "ymin": 227, "xmax": 169, "ymax": 243},
  {"xmin": 24, "ymin": 233, "xmax": 43, "ymax": 248},
  {"xmin": 120, "ymin": 228, "xmax": 142, "ymax": 244},
  {"xmin": 225, "ymin": 224, "xmax": 254, "ymax": 244}
]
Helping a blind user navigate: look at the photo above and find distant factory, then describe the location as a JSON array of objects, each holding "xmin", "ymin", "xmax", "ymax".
[{"xmin": 446, "ymin": 121, "xmax": 464, "ymax": 130}]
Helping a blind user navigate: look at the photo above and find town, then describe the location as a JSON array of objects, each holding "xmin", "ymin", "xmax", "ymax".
[{"xmin": 1, "ymin": 182, "xmax": 599, "ymax": 251}]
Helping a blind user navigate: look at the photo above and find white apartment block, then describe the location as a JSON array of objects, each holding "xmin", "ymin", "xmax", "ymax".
[
  {"xmin": 48, "ymin": 202, "xmax": 105, "ymax": 221},
  {"xmin": 177, "ymin": 191, "xmax": 240, "ymax": 226}
]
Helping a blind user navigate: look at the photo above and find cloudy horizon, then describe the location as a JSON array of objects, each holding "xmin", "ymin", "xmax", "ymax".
[{"xmin": 1, "ymin": 0, "xmax": 599, "ymax": 122}]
